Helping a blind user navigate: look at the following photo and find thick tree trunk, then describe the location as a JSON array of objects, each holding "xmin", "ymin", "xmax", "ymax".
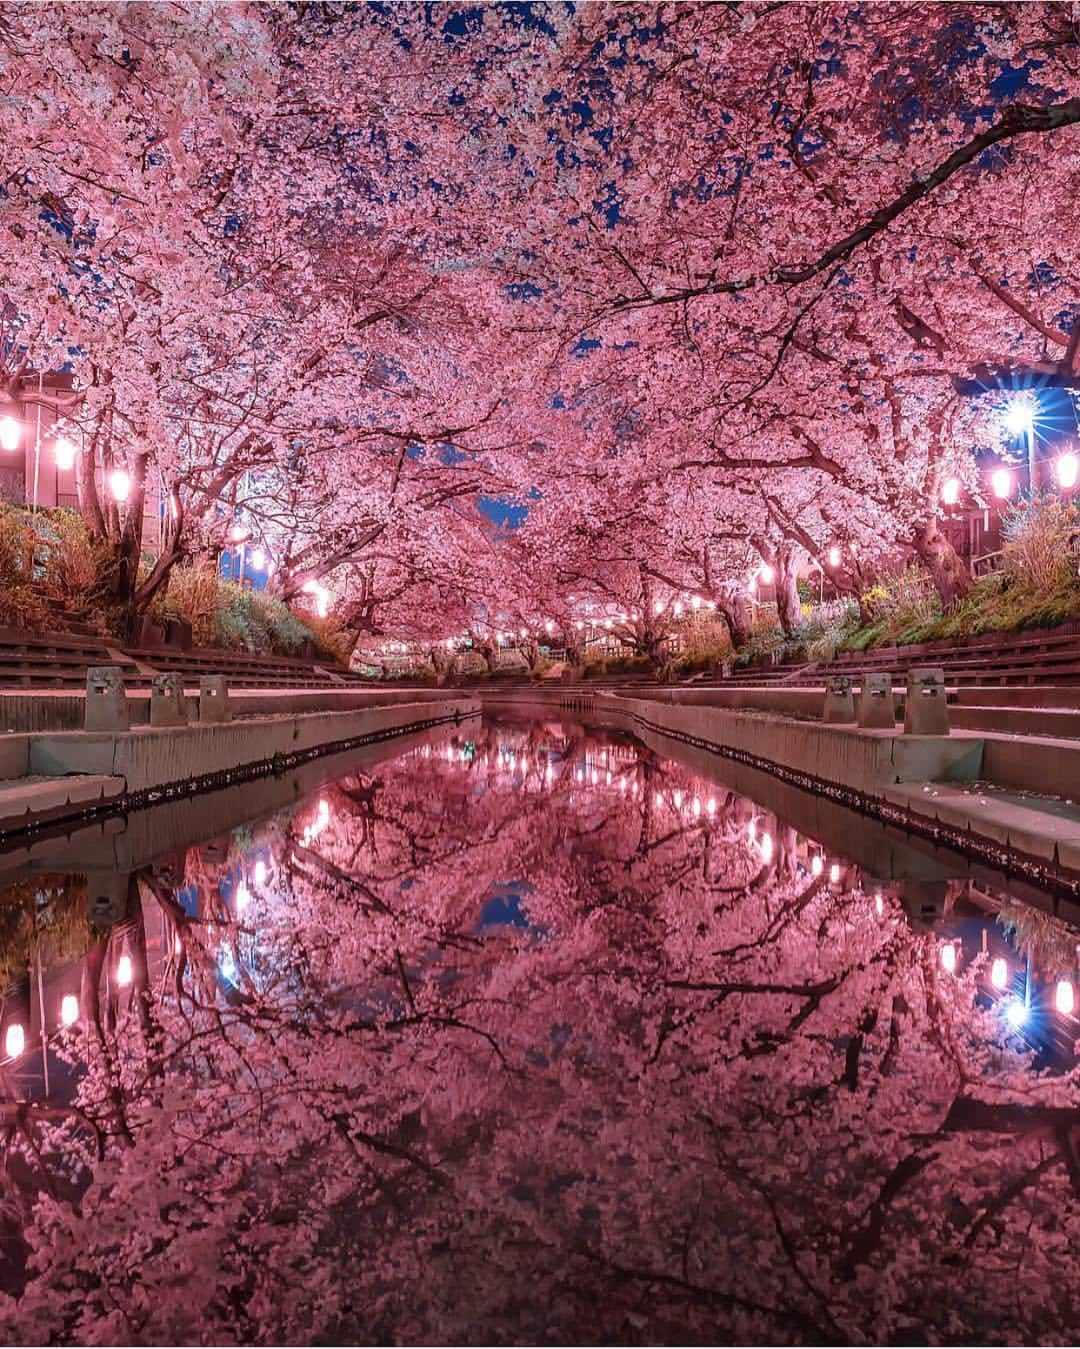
[
  {"xmin": 775, "ymin": 544, "xmax": 802, "ymax": 636},
  {"xmin": 912, "ymin": 520, "xmax": 971, "ymax": 606},
  {"xmin": 715, "ymin": 582, "xmax": 751, "ymax": 648}
]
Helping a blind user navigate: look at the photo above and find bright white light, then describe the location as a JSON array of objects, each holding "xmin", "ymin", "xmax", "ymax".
[
  {"xmin": 54, "ymin": 437, "xmax": 77, "ymax": 471},
  {"xmin": 760, "ymin": 831, "xmax": 774, "ymax": 863},
  {"xmin": 941, "ymin": 477, "xmax": 961, "ymax": 506},
  {"xmin": 4, "ymin": 1023, "xmax": 24, "ymax": 1059},
  {"xmin": 1004, "ymin": 997, "xmax": 1027, "ymax": 1030},
  {"xmin": 990, "ymin": 957, "xmax": 1008, "ymax": 990},
  {"xmin": 520, "ymin": 628, "xmax": 527, "ymax": 638},
  {"xmin": 0, "ymin": 417, "xmax": 20, "ymax": 451},
  {"xmin": 228, "ymin": 524, "xmax": 252, "ymax": 544},
  {"xmin": 302, "ymin": 579, "xmax": 330, "ymax": 618},
  {"xmin": 941, "ymin": 943, "xmax": 957, "ymax": 974},
  {"xmin": 827, "ymin": 546, "xmax": 841, "ymax": 568},
  {"xmin": 116, "ymin": 953, "xmax": 133, "ymax": 987},
  {"xmin": 758, "ymin": 563, "xmax": 775, "ymax": 585},
  {"xmin": 653, "ymin": 600, "xmax": 664, "ymax": 615},
  {"xmin": 544, "ymin": 620, "xmax": 554, "ymax": 634},
  {"xmin": 673, "ymin": 790, "xmax": 683, "ymax": 808},
  {"xmin": 654, "ymin": 792, "xmax": 663, "ymax": 808},
  {"xmin": 874, "ymin": 892, "xmax": 884, "ymax": 917},
  {"xmin": 1056, "ymin": 451, "xmax": 1079, "ymax": 490},
  {"xmin": 692, "ymin": 796, "xmax": 701, "ymax": 817},
  {"xmin": 691, "ymin": 595, "xmax": 701, "ymax": 610},
  {"xmin": 575, "ymin": 621, "xmax": 584, "ymax": 630},
  {"xmin": 990, "ymin": 466, "xmax": 1013, "ymax": 500},
  {"xmin": 235, "ymin": 883, "xmax": 251, "ymax": 912},
  {"xmin": 1003, "ymin": 395, "xmax": 1034, "ymax": 438},
  {"xmin": 706, "ymin": 797, "xmax": 716, "ymax": 815},
  {"xmin": 253, "ymin": 859, "xmax": 267, "ymax": 886},
  {"xmin": 109, "ymin": 468, "xmax": 131, "ymax": 503},
  {"xmin": 829, "ymin": 862, "xmax": 841, "ymax": 885},
  {"xmin": 251, "ymin": 547, "xmax": 266, "ymax": 570},
  {"xmin": 603, "ymin": 618, "xmax": 612, "ymax": 630},
  {"xmin": 1056, "ymin": 979, "xmax": 1075, "ymax": 1016},
  {"xmin": 811, "ymin": 855, "xmax": 824, "ymax": 877},
  {"xmin": 302, "ymin": 797, "xmax": 331, "ymax": 844},
  {"xmin": 674, "ymin": 601, "xmax": 683, "ymax": 616},
  {"xmin": 60, "ymin": 994, "xmax": 79, "ymax": 1027}
]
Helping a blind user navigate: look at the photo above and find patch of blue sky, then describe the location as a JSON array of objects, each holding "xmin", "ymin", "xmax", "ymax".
[{"xmin": 478, "ymin": 495, "xmax": 528, "ymax": 529}]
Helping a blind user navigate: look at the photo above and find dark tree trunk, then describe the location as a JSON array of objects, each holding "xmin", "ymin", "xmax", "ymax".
[
  {"xmin": 913, "ymin": 520, "xmax": 972, "ymax": 606},
  {"xmin": 715, "ymin": 582, "xmax": 751, "ymax": 648},
  {"xmin": 775, "ymin": 543, "xmax": 802, "ymax": 636}
]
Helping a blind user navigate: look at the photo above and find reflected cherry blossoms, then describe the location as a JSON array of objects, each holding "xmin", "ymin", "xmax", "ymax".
[{"xmin": 0, "ymin": 721, "xmax": 1078, "ymax": 1344}]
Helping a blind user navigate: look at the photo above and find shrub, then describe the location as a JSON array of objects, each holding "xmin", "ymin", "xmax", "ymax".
[{"xmin": 151, "ymin": 566, "xmax": 352, "ymax": 663}]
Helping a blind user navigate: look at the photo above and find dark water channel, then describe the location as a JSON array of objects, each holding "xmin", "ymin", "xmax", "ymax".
[{"xmin": 0, "ymin": 713, "xmax": 1078, "ymax": 1345}]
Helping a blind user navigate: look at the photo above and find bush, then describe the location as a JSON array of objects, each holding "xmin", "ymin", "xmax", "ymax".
[{"xmin": 151, "ymin": 566, "xmax": 351, "ymax": 663}]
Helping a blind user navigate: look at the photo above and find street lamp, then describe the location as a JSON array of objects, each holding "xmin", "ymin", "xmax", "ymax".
[{"xmin": 0, "ymin": 417, "xmax": 20, "ymax": 451}]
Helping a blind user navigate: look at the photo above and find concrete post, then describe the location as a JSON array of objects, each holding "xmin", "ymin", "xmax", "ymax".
[
  {"xmin": 198, "ymin": 674, "xmax": 231, "ymax": 724},
  {"xmin": 822, "ymin": 674, "xmax": 855, "ymax": 723},
  {"xmin": 150, "ymin": 672, "xmax": 188, "ymax": 728},
  {"xmin": 86, "ymin": 870, "xmax": 131, "ymax": 926},
  {"xmin": 85, "ymin": 667, "xmax": 129, "ymax": 732},
  {"xmin": 904, "ymin": 666, "xmax": 949, "ymax": 735},
  {"xmin": 858, "ymin": 672, "xmax": 896, "ymax": 728}
]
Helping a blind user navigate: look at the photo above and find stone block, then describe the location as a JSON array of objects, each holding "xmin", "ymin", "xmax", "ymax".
[
  {"xmin": 904, "ymin": 666, "xmax": 949, "ymax": 735},
  {"xmin": 150, "ymin": 672, "xmax": 188, "ymax": 728},
  {"xmin": 85, "ymin": 667, "xmax": 129, "ymax": 732},
  {"xmin": 858, "ymin": 672, "xmax": 896, "ymax": 728},
  {"xmin": 822, "ymin": 674, "xmax": 855, "ymax": 724},
  {"xmin": 198, "ymin": 675, "xmax": 231, "ymax": 724}
]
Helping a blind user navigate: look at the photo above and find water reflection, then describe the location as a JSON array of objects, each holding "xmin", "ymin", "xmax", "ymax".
[{"xmin": 0, "ymin": 719, "xmax": 1079, "ymax": 1344}]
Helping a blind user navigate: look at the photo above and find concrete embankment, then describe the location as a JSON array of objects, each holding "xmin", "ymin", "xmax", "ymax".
[{"xmin": 0, "ymin": 694, "xmax": 479, "ymax": 841}]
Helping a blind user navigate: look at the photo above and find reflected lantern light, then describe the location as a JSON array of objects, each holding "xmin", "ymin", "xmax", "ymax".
[{"xmin": 1056, "ymin": 451, "xmax": 1079, "ymax": 490}]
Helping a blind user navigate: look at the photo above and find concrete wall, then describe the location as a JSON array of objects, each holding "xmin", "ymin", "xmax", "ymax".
[
  {"xmin": 0, "ymin": 686, "xmax": 455, "ymax": 734},
  {"xmin": 28, "ymin": 696, "xmax": 480, "ymax": 797}
]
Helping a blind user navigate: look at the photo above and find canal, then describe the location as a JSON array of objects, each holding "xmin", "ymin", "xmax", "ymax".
[{"xmin": 0, "ymin": 711, "xmax": 1077, "ymax": 1344}]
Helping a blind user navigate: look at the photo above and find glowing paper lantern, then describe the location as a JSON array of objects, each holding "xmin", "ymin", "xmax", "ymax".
[
  {"xmin": 990, "ymin": 957, "xmax": 1008, "ymax": 990},
  {"xmin": 940, "ymin": 943, "xmax": 957, "ymax": 974},
  {"xmin": 60, "ymin": 994, "xmax": 79, "ymax": 1027},
  {"xmin": 4, "ymin": 1023, "xmax": 24, "ymax": 1059},
  {"xmin": 116, "ymin": 953, "xmax": 133, "ymax": 987},
  {"xmin": 810, "ymin": 855, "xmax": 824, "ymax": 877},
  {"xmin": 54, "ymin": 437, "xmax": 77, "ymax": 470},
  {"xmin": 0, "ymin": 417, "xmax": 20, "ymax": 451},
  {"xmin": 1055, "ymin": 979, "xmax": 1075, "ymax": 1016},
  {"xmin": 253, "ymin": 859, "xmax": 267, "ymax": 886},
  {"xmin": 827, "ymin": 546, "xmax": 841, "ymax": 567},
  {"xmin": 109, "ymin": 468, "xmax": 131, "ymax": 503},
  {"xmin": 941, "ymin": 477, "xmax": 961, "ymax": 506},
  {"xmin": 758, "ymin": 563, "xmax": 775, "ymax": 584},
  {"xmin": 990, "ymin": 466, "xmax": 1012, "ymax": 500}
]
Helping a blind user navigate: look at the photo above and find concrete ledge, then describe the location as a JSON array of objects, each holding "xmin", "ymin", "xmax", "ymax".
[
  {"xmin": 0, "ymin": 775, "xmax": 125, "ymax": 836},
  {"xmin": 27, "ymin": 697, "xmax": 479, "ymax": 796},
  {"xmin": 0, "ymin": 686, "xmax": 455, "ymax": 734}
]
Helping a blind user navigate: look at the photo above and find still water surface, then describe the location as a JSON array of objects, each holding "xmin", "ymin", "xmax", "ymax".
[{"xmin": 1, "ymin": 714, "xmax": 1078, "ymax": 1345}]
